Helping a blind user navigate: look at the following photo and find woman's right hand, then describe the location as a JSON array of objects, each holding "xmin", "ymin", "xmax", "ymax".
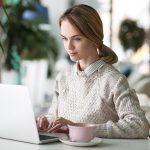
[
  {"xmin": 36, "ymin": 116, "xmax": 50, "ymax": 132},
  {"xmin": 36, "ymin": 116, "xmax": 75, "ymax": 133}
]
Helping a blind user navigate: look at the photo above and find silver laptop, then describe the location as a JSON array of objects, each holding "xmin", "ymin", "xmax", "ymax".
[{"xmin": 0, "ymin": 84, "xmax": 60, "ymax": 144}]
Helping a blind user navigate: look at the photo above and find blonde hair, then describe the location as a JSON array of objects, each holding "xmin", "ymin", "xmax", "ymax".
[{"xmin": 59, "ymin": 4, "xmax": 118, "ymax": 64}]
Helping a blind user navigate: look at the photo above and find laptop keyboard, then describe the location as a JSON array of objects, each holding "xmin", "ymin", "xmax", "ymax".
[{"xmin": 39, "ymin": 134, "xmax": 58, "ymax": 140}]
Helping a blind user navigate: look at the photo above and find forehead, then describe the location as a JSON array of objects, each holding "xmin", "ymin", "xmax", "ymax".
[{"xmin": 60, "ymin": 19, "xmax": 81, "ymax": 37}]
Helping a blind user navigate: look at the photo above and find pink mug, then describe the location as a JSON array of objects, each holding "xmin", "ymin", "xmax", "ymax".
[{"xmin": 68, "ymin": 123, "xmax": 96, "ymax": 142}]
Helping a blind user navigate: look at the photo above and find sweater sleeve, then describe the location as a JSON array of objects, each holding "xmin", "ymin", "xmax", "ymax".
[{"xmin": 95, "ymin": 76, "xmax": 150, "ymax": 138}]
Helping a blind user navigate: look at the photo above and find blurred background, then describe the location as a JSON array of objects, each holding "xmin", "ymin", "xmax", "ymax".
[{"xmin": 0, "ymin": 0, "xmax": 150, "ymax": 119}]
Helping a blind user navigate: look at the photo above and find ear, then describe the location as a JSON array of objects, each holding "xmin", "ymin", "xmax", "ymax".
[{"xmin": 94, "ymin": 43, "xmax": 98, "ymax": 49}]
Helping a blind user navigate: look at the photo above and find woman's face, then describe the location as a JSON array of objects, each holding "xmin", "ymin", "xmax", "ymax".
[{"xmin": 60, "ymin": 19, "xmax": 96, "ymax": 62}]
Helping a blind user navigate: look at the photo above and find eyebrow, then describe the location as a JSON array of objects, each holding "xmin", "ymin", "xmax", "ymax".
[{"xmin": 61, "ymin": 34, "xmax": 82, "ymax": 38}]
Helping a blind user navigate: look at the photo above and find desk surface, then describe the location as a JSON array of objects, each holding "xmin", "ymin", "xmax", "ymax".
[{"xmin": 0, "ymin": 138, "xmax": 150, "ymax": 150}]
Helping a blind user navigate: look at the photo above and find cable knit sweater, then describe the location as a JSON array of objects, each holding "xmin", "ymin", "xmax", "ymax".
[{"xmin": 46, "ymin": 60, "xmax": 149, "ymax": 138}]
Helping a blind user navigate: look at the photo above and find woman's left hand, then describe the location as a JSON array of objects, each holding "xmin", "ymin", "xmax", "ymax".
[{"xmin": 46, "ymin": 117, "xmax": 75, "ymax": 133}]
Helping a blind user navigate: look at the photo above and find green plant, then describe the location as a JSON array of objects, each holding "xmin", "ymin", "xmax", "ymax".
[{"xmin": 3, "ymin": 1, "xmax": 59, "ymax": 73}]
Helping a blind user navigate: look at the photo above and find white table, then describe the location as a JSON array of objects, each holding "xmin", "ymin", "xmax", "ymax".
[{"xmin": 0, "ymin": 138, "xmax": 150, "ymax": 150}]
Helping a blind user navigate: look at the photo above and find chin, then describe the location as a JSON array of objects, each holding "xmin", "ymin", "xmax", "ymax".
[{"xmin": 70, "ymin": 57, "xmax": 79, "ymax": 62}]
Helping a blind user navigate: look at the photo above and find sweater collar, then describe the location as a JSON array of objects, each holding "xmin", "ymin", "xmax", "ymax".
[{"xmin": 75, "ymin": 60, "xmax": 105, "ymax": 77}]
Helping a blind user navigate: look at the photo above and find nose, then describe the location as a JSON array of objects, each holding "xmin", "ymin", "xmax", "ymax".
[{"xmin": 66, "ymin": 40, "xmax": 74, "ymax": 50}]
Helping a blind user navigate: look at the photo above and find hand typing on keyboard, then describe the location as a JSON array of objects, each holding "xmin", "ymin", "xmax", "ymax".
[{"xmin": 36, "ymin": 116, "xmax": 75, "ymax": 133}]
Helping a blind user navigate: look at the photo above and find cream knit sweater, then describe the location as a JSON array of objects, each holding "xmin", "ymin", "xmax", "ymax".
[{"xmin": 46, "ymin": 61, "xmax": 149, "ymax": 138}]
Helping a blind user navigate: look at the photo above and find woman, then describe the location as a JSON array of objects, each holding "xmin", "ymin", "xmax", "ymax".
[{"xmin": 37, "ymin": 4, "xmax": 149, "ymax": 138}]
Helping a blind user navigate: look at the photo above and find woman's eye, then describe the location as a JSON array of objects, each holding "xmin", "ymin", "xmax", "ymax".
[
  {"xmin": 61, "ymin": 37, "xmax": 67, "ymax": 41},
  {"xmin": 74, "ymin": 38, "xmax": 81, "ymax": 41}
]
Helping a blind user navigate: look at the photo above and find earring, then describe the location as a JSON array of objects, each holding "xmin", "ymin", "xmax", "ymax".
[{"xmin": 97, "ymin": 48, "xmax": 100, "ymax": 56}]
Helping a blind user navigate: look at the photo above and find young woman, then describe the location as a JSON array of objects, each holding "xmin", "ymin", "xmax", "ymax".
[{"xmin": 37, "ymin": 4, "xmax": 149, "ymax": 138}]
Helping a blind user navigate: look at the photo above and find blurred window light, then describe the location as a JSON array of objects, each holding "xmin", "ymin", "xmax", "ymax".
[{"xmin": 22, "ymin": 3, "xmax": 49, "ymax": 24}]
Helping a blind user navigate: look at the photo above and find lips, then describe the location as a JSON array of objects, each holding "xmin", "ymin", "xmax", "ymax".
[{"xmin": 69, "ymin": 52, "xmax": 77, "ymax": 56}]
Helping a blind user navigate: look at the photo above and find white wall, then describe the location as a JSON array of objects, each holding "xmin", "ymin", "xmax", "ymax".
[{"xmin": 41, "ymin": 0, "xmax": 70, "ymax": 58}]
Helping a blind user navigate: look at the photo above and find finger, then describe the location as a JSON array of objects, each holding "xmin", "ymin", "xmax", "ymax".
[
  {"xmin": 55, "ymin": 118, "xmax": 66, "ymax": 124},
  {"xmin": 37, "ymin": 122, "xmax": 46, "ymax": 132},
  {"xmin": 36, "ymin": 116, "xmax": 48, "ymax": 131},
  {"xmin": 47, "ymin": 123, "xmax": 63, "ymax": 132},
  {"xmin": 36, "ymin": 118, "xmax": 42, "ymax": 129},
  {"xmin": 46, "ymin": 120, "xmax": 58, "ymax": 131},
  {"xmin": 42, "ymin": 121, "xmax": 49, "ymax": 130},
  {"xmin": 55, "ymin": 117, "xmax": 75, "ymax": 126},
  {"xmin": 55, "ymin": 117, "xmax": 65, "ymax": 122},
  {"xmin": 47, "ymin": 122, "xmax": 54, "ymax": 130},
  {"xmin": 53, "ymin": 128, "xmax": 69, "ymax": 133},
  {"xmin": 39, "ymin": 117, "xmax": 48, "ymax": 129},
  {"xmin": 39, "ymin": 118, "xmax": 44, "ymax": 129},
  {"xmin": 52, "ymin": 121, "xmax": 57, "ymax": 127},
  {"xmin": 42, "ymin": 116, "xmax": 48, "ymax": 123}
]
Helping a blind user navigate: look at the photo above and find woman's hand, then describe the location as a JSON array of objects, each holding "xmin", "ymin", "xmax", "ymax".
[
  {"xmin": 36, "ymin": 116, "xmax": 75, "ymax": 133},
  {"xmin": 36, "ymin": 116, "xmax": 49, "ymax": 132},
  {"xmin": 46, "ymin": 117, "xmax": 75, "ymax": 133}
]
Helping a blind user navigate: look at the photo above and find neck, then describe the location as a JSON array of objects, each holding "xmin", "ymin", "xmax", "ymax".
[{"xmin": 78, "ymin": 56, "xmax": 100, "ymax": 71}]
